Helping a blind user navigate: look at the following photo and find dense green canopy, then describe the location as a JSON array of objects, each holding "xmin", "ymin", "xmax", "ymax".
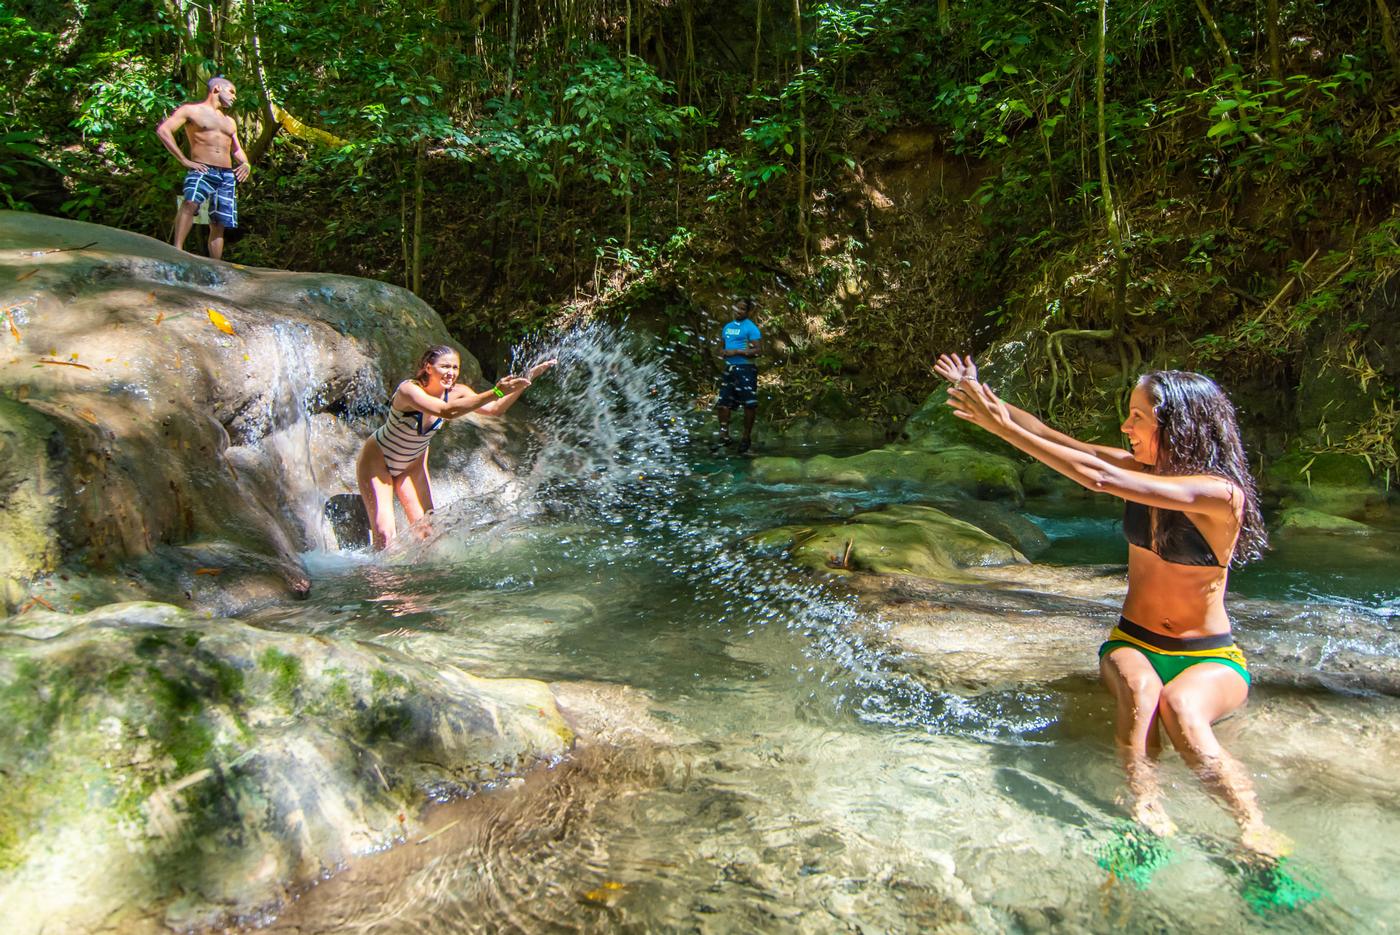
[{"xmin": 3, "ymin": 1, "xmax": 1398, "ymax": 476}]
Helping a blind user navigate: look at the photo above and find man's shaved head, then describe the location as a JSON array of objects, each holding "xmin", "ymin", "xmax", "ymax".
[{"xmin": 208, "ymin": 76, "xmax": 234, "ymax": 93}]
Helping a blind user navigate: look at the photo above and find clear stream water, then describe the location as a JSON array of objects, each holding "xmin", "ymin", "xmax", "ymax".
[{"xmin": 240, "ymin": 325, "xmax": 1398, "ymax": 933}]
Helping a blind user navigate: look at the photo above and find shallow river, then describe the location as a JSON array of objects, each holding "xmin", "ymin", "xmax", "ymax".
[{"xmin": 240, "ymin": 330, "xmax": 1398, "ymax": 933}]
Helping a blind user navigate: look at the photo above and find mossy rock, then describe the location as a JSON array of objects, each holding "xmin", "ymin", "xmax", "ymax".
[
  {"xmin": 1263, "ymin": 451, "xmax": 1383, "ymax": 515},
  {"xmin": 1020, "ymin": 461, "xmax": 1090, "ymax": 499},
  {"xmin": 752, "ymin": 504, "xmax": 1026, "ymax": 580},
  {"xmin": 750, "ymin": 446, "xmax": 1023, "ymax": 502},
  {"xmin": 1275, "ymin": 508, "xmax": 1379, "ymax": 535},
  {"xmin": 935, "ymin": 500, "xmax": 1051, "ymax": 559},
  {"xmin": 773, "ymin": 416, "xmax": 887, "ymax": 449},
  {"xmin": 899, "ymin": 389, "xmax": 994, "ymax": 452},
  {"xmin": 0, "ymin": 601, "xmax": 572, "ymax": 933}
]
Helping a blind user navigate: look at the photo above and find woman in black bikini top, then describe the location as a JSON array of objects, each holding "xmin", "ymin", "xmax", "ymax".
[{"xmin": 935, "ymin": 354, "xmax": 1289, "ymax": 862}]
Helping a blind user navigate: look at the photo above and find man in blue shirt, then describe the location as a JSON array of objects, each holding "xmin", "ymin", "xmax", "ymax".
[{"xmin": 715, "ymin": 298, "xmax": 762, "ymax": 453}]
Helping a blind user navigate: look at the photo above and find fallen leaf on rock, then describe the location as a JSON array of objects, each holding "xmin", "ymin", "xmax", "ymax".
[
  {"xmin": 16, "ymin": 269, "xmax": 38, "ymax": 281},
  {"xmin": 153, "ymin": 311, "xmax": 165, "ymax": 325},
  {"xmin": 38, "ymin": 358, "xmax": 93, "ymax": 370},
  {"xmin": 4, "ymin": 311, "xmax": 19, "ymax": 343},
  {"xmin": 75, "ymin": 408, "xmax": 98, "ymax": 425},
  {"xmin": 207, "ymin": 308, "xmax": 236, "ymax": 335},
  {"xmin": 194, "ymin": 567, "xmax": 223, "ymax": 576}
]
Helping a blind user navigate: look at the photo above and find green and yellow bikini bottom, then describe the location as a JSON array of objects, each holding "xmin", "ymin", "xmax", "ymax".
[{"xmin": 1099, "ymin": 616, "xmax": 1251, "ymax": 686}]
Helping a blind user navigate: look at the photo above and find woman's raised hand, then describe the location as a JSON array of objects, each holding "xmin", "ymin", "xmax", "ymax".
[
  {"xmin": 933, "ymin": 353, "xmax": 978, "ymax": 384},
  {"xmin": 525, "ymin": 358, "xmax": 558, "ymax": 381},
  {"xmin": 495, "ymin": 374, "xmax": 532, "ymax": 395},
  {"xmin": 946, "ymin": 377, "xmax": 1013, "ymax": 435}
]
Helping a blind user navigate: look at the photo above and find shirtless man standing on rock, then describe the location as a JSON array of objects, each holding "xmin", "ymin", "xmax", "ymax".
[{"xmin": 155, "ymin": 77, "xmax": 252, "ymax": 261}]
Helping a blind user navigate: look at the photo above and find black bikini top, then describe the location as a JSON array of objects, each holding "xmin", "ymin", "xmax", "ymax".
[{"xmin": 1123, "ymin": 501, "xmax": 1223, "ymax": 567}]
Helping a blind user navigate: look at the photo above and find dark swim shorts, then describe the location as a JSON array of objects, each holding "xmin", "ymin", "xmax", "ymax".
[
  {"xmin": 183, "ymin": 166, "xmax": 239, "ymax": 227},
  {"xmin": 717, "ymin": 364, "xmax": 759, "ymax": 409}
]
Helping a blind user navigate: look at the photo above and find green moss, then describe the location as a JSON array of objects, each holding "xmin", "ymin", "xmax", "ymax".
[
  {"xmin": 371, "ymin": 668, "xmax": 410, "ymax": 696},
  {"xmin": 258, "ymin": 647, "xmax": 303, "ymax": 710},
  {"xmin": 145, "ymin": 666, "xmax": 215, "ymax": 773},
  {"xmin": 135, "ymin": 632, "xmax": 171, "ymax": 658},
  {"xmin": 0, "ymin": 658, "xmax": 65, "ymax": 751},
  {"xmin": 104, "ymin": 663, "xmax": 135, "ymax": 693},
  {"xmin": 206, "ymin": 656, "xmax": 245, "ymax": 699},
  {"xmin": 324, "ymin": 668, "xmax": 352, "ymax": 708},
  {"xmin": 359, "ymin": 669, "xmax": 414, "ymax": 742}
]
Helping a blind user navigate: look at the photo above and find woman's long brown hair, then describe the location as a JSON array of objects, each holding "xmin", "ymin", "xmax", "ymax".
[{"xmin": 1140, "ymin": 370, "xmax": 1267, "ymax": 564}]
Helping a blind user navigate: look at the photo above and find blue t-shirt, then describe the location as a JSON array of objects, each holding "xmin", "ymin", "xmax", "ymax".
[{"xmin": 722, "ymin": 318, "xmax": 761, "ymax": 366}]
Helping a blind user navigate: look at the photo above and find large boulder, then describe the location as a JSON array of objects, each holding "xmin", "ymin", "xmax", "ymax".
[
  {"xmin": 0, "ymin": 212, "xmax": 498, "ymax": 613},
  {"xmin": 0, "ymin": 601, "xmax": 573, "ymax": 933},
  {"xmin": 1263, "ymin": 450, "xmax": 1387, "ymax": 517},
  {"xmin": 751, "ymin": 503, "xmax": 1027, "ymax": 580}
]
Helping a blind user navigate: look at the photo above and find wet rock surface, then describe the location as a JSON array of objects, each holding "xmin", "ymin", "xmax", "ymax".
[
  {"xmin": 751, "ymin": 503, "xmax": 1029, "ymax": 580},
  {"xmin": 0, "ymin": 601, "xmax": 572, "ymax": 933}
]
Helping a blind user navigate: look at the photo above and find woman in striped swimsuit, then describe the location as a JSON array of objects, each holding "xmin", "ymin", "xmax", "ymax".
[
  {"xmin": 356, "ymin": 345, "xmax": 555, "ymax": 549},
  {"xmin": 937, "ymin": 354, "xmax": 1290, "ymax": 861}
]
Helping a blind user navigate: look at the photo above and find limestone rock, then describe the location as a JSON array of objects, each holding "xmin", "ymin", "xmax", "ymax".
[
  {"xmin": 0, "ymin": 211, "xmax": 488, "ymax": 613},
  {"xmin": 1275, "ymin": 507, "xmax": 1379, "ymax": 534},
  {"xmin": 752, "ymin": 504, "xmax": 1027, "ymax": 581},
  {"xmin": 0, "ymin": 601, "xmax": 572, "ymax": 933}
]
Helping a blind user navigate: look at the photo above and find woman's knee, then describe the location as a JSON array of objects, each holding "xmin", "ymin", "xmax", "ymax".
[
  {"xmin": 1104, "ymin": 659, "xmax": 1163, "ymax": 703},
  {"xmin": 1158, "ymin": 687, "xmax": 1216, "ymax": 738}
]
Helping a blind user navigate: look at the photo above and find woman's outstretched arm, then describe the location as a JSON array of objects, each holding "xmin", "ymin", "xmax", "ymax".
[
  {"xmin": 397, "ymin": 375, "xmax": 530, "ymax": 419},
  {"xmin": 469, "ymin": 358, "xmax": 557, "ymax": 416},
  {"xmin": 947, "ymin": 378, "xmax": 1238, "ymax": 518},
  {"xmin": 934, "ymin": 354, "xmax": 1138, "ymax": 469}
]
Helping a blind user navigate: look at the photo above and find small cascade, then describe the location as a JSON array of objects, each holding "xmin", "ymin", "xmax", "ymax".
[{"xmin": 230, "ymin": 321, "xmax": 383, "ymax": 553}]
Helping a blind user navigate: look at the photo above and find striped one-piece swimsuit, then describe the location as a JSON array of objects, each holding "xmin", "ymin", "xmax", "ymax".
[{"xmin": 372, "ymin": 391, "xmax": 448, "ymax": 476}]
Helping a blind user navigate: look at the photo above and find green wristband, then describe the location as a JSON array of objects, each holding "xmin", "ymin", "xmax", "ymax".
[{"xmin": 492, "ymin": 386, "xmax": 506, "ymax": 398}]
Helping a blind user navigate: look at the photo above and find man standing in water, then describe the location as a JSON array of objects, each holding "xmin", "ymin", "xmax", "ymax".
[
  {"xmin": 155, "ymin": 76, "xmax": 251, "ymax": 261},
  {"xmin": 715, "ymin": 298, "xmax": 762, "ymax": 454}
]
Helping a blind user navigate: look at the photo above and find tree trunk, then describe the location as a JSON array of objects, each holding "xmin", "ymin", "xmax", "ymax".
[
  {"xmin": 244, "ymin": 0, "xmax": 282, "ymax": 164},
  {"xmin": 1193, "ymin": 0, "xmax": 1261, "ymax": 140},
  {"xmin": 400, "ymin": 172, "xmax": 411, "ymax": 289},
  {"xmin": 752, "ymin": 0, "xmax": 763, "ymax": 96},
  {"xmin": 1265, "ymin": 0, "xmax": 1282, "ymax": 100},
  {"xmin": 1192, "ymin": 0, "xmax": 1235, "ymax": 71},
  {"xmin": 1376, "ymin": 0, "xmax": 1400, "ymax": 81},
  {"xmin": 937, "ymin": 0, "xmax": 949, "ymax": 34},
  {"xmin": 505, "ymin": 0, "xmax": 521, "ymax": 95},
  {"xmin": 792, "ymin": 0, "xmax": 809, "ymax": 270},
  {"xmin": 1096, "ymin": 0, "xmax": 1126, "ymax": 320},
  {"xmin": 412, "ymin": 139, "xmax": 425, "ymax": 296}
]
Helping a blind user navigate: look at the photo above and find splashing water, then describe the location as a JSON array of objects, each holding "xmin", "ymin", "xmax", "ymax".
[{"xmin": 396, "ymin": 322, "xmax": 1056, "ymax": 740}]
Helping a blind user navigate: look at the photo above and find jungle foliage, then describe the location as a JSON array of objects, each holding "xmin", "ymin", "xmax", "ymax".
[{"xmin": 3, "ymin": 0, "xmax": 1398, "ymax": 476}]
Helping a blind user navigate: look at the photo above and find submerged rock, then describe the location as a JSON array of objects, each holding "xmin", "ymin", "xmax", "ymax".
[
  {"xmin": 1274, "ymin": 506, "xmax": 1379, "ymax": 534},
  {"xmin": 752, "ymin": 503, "xmax": 1028, "ymax": 581},
  {"xmin": 0, "ymin": 601, "xmax": 573, "ymax": 933}
]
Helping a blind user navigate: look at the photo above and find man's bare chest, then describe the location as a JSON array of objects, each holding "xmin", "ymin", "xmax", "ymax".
[{"xmin": 186, "ymin": 111, "xmax": 235, "ymax": 137}]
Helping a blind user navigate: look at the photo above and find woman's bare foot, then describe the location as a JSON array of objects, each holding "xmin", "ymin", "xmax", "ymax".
[
  {"xmin": 1131, "ymin": 798, "xmax": 1178, "ymax": 838},
  {"xmin": 1239, "ymin": 822, "xmax": 1293, "ymax": 862}
]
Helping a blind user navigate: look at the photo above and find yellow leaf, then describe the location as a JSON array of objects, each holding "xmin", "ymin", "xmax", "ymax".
[{"xmin": 207, "ymin": 308, "xmax": 236, "ymax": 335}]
